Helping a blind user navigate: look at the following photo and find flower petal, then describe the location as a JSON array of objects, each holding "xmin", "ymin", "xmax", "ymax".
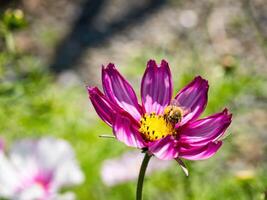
[
  {"xmin": 0, "ymin": 151, "xmax": 18, "ymax": 198},
  {"xmin": 35, "ymin": 138, "xmax": 84, "ymax": 188},
  {"xmin": 113, "ymin": 113, "xmax": 146, "ymax": 148},
  {"xmin": 175, "ymin": 76, "xmax": 209, "ymax": 125},
  {"xmin": 88, "ymin": 87, "xmax": 121, "ymax": 126},
  {"xmin": 179, "ymin": 141, "xmax": 223, "ymax": 160},
  {"xmin": 102, "ymin": 63, "xmax": 143, "ymax": 120},
  {"xmin": 179, "ymin": 109, "xmax": 232, "ymax": 146},
  {"xmin": 148, "ymin": 136, "xmax": 178, "ymax": 160},
  {"xmin": 141, "ymin": 60, "xmax": 173, "ymax": 114},
  {"xmin": 10, "ymin": 137, "xmax": 84, "ymax": 190}
]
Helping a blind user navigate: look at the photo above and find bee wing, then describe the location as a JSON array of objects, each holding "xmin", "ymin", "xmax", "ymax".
[
  {"xmin": 181, "ymin": 107, "xmax": 191, "ymax": 115},
  {"xmin": 170, "ymin": 99, "xmax": 180, "ymax": 107},
  {"xmin": 170, "ymin": 99, "xmax": 191, "ymax": 115}
]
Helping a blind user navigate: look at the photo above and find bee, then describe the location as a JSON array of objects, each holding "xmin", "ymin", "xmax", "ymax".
[
  {"xmin": 163, "ymin": 105, "xmax": 183, "ymax": 124},
  {"xmin": 163, "ymin": 100, "xmax": 186, "ymax": 124}
]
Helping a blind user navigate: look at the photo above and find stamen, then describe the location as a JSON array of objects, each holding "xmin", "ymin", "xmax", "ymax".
[{"xmin": 139, "ymin": 113, "xmax": 176, "ymax": 141}]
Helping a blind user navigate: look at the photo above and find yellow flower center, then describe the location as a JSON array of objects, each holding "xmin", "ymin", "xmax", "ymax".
[{"xmin": 139, "ymin": 113, "xmax": 176, "ymax": 141}]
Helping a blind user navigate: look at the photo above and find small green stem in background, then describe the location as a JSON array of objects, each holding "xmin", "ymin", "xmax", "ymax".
[
  {"xmin": 136, "ymin": 153, "xmax": 151, "ymax": 200},
  {"xmin": 5, "ymin": 32, "xmax": 15, "ymax": 53},
  {"xmin": 99, "ymin": 134, "xmax": 115, "ymax": 139}
]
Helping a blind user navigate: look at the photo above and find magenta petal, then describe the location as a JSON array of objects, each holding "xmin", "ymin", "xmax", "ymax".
[
  {"xmin": 179, "ymin": 109, "xmax": 232, "ymax": 146},
  {"xmin": 148, "ymin": 136, "xmax": 178, "ymax": 160},
  {"xmin": 179, "ymin": 141, "xmax": 223, "ymax": 160},
  {"xmin": 141, "ymin": 60, "xmax": 173, "ymax": 115},
  {"xmin": 102, "ymin": 63, "xmax": 143, "ymax": 120},
  {"xmin": 175, "ymin": 76, "xmax": 209, "ymax": 125},
  {"xmin": 113, "ymin": 114, "xmax": 146, "ymax": 148},
  {"xmin": 88, "ymin": 87, "xmax": 120, "ymax": 126}
]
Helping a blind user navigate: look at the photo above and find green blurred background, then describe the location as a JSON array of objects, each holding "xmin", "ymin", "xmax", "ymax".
[{"xmin": 0, "ymin": 0, "xmax": 267, "ymax": 199}]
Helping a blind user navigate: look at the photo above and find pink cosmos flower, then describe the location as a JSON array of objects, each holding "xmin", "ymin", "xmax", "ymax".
[
  {"xmin": 0, "ymin": 137, "xmax": 84, "ymax": 200},
  {"xmin": 87, "ymin": 59, "xmax": 232, "ymax": 163}
]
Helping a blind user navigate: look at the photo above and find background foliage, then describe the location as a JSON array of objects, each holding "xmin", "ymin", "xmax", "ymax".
[{"xmin": 0, "ymin": 0, "xmax": 267, "ymax": 199}]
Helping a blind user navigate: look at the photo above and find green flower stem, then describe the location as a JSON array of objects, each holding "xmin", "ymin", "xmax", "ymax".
[{"xmin": 136, "ymin": 152, "xmax": 152, "ymax": 200}]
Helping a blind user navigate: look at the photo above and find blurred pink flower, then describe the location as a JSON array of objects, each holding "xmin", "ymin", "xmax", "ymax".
[
  {"xmin": 101, "ymin": 150, "xmax": 171, "ymax": 186},
  {"xmin": 88, "ymin": 59, "xmax": 232, "ymax": 163},
  {"xmin": 0, "ymin": 137, "xmax": 84, "ymax": 200},
  {"xmin": 0, "ymin": 138, "xmax": 4, "ymax": 151}
]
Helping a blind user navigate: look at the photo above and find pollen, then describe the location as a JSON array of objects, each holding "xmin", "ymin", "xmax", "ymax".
[{"xmin": 139, "ymin": 113, "xmax": 176, "ymax": 141}]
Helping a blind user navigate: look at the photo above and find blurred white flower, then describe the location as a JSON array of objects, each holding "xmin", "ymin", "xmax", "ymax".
[
  {"xmin": 101, "ymin": 150, "xmax": 171, "ymax": 186},
  {"xmin": 179, "ymin": 10, "xmax": 198, "ymax": 28},
  {"xmin": 0, "ymin": 137, "xmax": 84, "ymax": 200}
]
